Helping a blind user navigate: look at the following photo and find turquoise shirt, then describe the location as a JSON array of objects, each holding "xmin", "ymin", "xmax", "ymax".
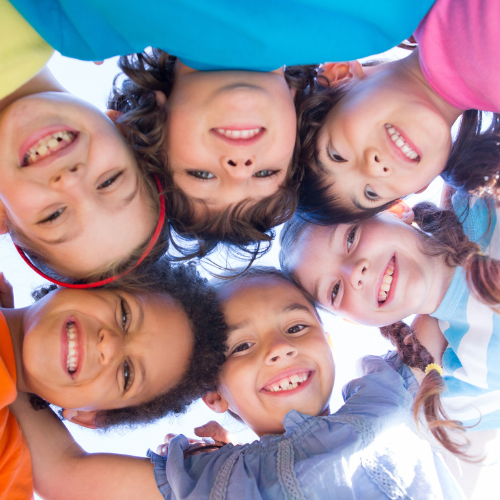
[{"xmin": 10, "ymin": 0, "xmax": 435, "ymax": 70}]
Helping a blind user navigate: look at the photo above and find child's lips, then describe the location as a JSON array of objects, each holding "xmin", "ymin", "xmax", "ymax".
[
  {"xmin": 377, "ymin": 254, "xmax": 398, "ymax": 308},
  {"xmin": 260, "ymin": 369, "xmax": 314, "ymax": 396},
  {"xmin": 211, "ymin": 126, "xmax": 265, "ymax": 147},
  {"xmin": 60, "ymin": 315, "xmax": 85, "ymax": 380},
  {"xmin": 385, "ymin": 124, "xmax": 421, "ymax": 165}
]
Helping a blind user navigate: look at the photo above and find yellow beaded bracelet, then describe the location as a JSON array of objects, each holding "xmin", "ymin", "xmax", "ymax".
[{"xmin": 424, "ymin": 363, "xmax": 443, "ymax": 376}]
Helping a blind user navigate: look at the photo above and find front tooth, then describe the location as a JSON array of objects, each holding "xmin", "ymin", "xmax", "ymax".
[
  {"xmin": 241, "ymin": 130, "xmax": 249, "ymax": 138},
  {"xmin": 68, "ymin": 339, "xmax": 76, "ymax": 349},
  {"xmin": 289, "ymin": 374, "xmax": 300, "ymax": 384},
  {"xmin": 383, "ymin": 274, "xmax": 393, "ymax": 285},
  {"xmin": 47, "ymin": 138, "xmax": 59, "ymax": 149},
  {"xmin": 395, "ymin": 138, "xmax": 404, "ymax": 147},
  {"xmin": 401, "ymin": 144, "xmax": 411, "ymax": 154},
  {"xmin": 37, "ymin": 145, "xmax": 48, "ymax": 156},
  {"xmin": 380, "ymin": 283, "xmax": 391, "ymax": 292}
]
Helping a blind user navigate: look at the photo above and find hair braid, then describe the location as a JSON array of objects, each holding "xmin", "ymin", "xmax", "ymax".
[
  {"xmin": 413, "ymin": 201, "xmax": 500, "ymax": 312},
  {"xmin": 380, "ymin": 322, "xmax": 469, "ymax": 458}
]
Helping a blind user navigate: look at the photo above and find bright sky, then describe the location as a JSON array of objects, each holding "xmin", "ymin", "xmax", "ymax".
[{"xmin": 5, "ymin": 50, "xmax": 493, "ymax": 499}]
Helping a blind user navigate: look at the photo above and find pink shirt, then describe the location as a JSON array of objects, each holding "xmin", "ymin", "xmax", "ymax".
[{"xmin": 414, "ymin": 0, "xmax": 500, "ymax": 112}]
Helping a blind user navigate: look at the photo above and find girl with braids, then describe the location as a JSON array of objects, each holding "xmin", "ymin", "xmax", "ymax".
[
  {"xmin": 294, "ymin": 0, "xmax": 500, "ymax": 225},
  {"xmin": 9, "ymin": 267, "xmax": 464, "ymax": 500},
  {"xmin": 279, "ymin": 192, "xmax": 500, "ymax": 460}
]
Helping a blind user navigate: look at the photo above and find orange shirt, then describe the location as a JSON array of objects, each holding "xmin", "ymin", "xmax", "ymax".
[{"xmin": 0, "ymin": 311, "xmax": 33, "ymax": 500}]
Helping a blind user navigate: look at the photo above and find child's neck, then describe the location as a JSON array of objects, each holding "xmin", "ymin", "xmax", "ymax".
[
  {"xmin": 398, "ymin": 48, "xmax": 463, "ymax": 128},
  {"xmin": 0, "ymin": 66, "xmax": 66, "ymax": 115},
  {"xmin": 2, "ymin": 307, "xmax": 31, "ymax": 392}
]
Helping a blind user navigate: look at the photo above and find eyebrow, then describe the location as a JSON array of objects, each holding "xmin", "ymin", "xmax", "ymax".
[
  {"xmin": 276, "ymin": 303, "xmax": 313, "ymax": 315},
  {"xmin": 226, "ymin": 319, "xmax": 252, "ymax": 336},
  {"xmin": 132, "ymin": 294, "xmax": 145, "ymax": 333}
]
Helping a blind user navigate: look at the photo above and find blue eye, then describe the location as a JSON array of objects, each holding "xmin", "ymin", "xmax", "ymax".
[
  {"xmin": 364, "ymin": 185, "xmax": 379, "ymax": 200},
  {"xmin": 188, "ymin": 171, "xmax": 215, "ymax": 180},
  {"xmin": 331, "ymin": 281, "xmax": 340, "ymax": 304},
  {"xmin": 98, "ymin": 171, "xmax": 123, "ymax": 189},
  {"xmin": 39, "ymin": 207, "xmax": 66, "ymax": 224},
  {"xmin": 326, "ymin": 143, "xmax": 347, "ymax": 163}
]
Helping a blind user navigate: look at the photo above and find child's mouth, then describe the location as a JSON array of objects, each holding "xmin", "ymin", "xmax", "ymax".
[
  {"xmin": 378, "ymin": 256, "xmax": 395, "ymax": 304},
  {"xmin": 211, "ymin": 126, "xmax": 265, "ymax": 146},
  {"xmin": 261, "ymin": 370, "xmax": 313, "ymax": 394},
  {"xmin": 66, "ymin": 320, "xmax": 79, "ymax": 375},
  {"xmin": 22, "ymin": 130, "xmax": 77, "ymax": 166},
  {"xmin": 385, "ymin": 124, "xmax": 420, "ymax": 161}
]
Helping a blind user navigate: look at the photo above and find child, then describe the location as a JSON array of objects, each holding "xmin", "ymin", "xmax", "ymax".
[
  {"xmin": 294, "ymin": 0, "xmax": 500, "ymax": 225},
  {"xmin": 0, "ymin": 0, "xmax": 167, "ymax": 286},
  {"xmin": 11, "ymin": 268, "xmax": 465, "ymax": 499},
  {"xmin": 8, "ymin": 0, "xmax": 436, "ymax": 260},
  {"xmin": 280, "ymin": 190, "xmax": 500, "ymax": 439},
  {"xmin": 0, "ymin": 258, "xmax": 227, "ymax": 499}
]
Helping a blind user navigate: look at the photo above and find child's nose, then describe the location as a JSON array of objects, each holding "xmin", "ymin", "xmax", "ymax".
[
  {"xmin": 265, "ymin": 339, "xmax": 298, "ymax": 364},
  {"xmin": 50, "ymin": 163, "xmax": 84, "ymax": 187},
  {"xmin": 220, "ymin": 156, "xmax": 255, "ymax": 179},
  {"xmin": 97, "ymin": 328, "xmax": 122, "ymax": 366},
  {"xmin": 346, "ymin": 259, "xmax": 369, "ymax": 290},
  {"xmin": 363, "ymin": 148, "xmax": 391, "ymax": 177}
]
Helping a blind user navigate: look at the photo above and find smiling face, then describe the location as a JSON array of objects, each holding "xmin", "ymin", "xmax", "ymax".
[
  {"xmin": 165, "ymin": 63, "xmax": 297, "ymax": 214},
  {"xmin": 315, "ymin": 57, "xmax": 454, "ymax": 211},
  {"xmin": 286, "ymin": 213, "xmax": 452, "ymax": 327},
  {"xmin": 214, "ymin": 276, "xmax": 334, "ymax": 436},
  {"xmin": 21, "ymin": 288, "xmax": 193, "ymax": 411},
  {"xmin": 0, "ymin": 92, "xmax": 156, "ymax": 278}
]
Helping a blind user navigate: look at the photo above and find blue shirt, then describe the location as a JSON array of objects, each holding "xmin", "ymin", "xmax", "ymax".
[
  {"xmin": 148, "ymin": 354, "xmax": 463, "ymax": 500},
  {"xmin": 431, "ymin": 193, "xmax": 500, "ymax": 430},
  {"xmin": 10, "ymin": 0, "xmax": 435, "ymax": 70}
]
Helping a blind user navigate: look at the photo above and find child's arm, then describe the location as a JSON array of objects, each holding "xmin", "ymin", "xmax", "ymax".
[{"xmin": 9, "ymin": 393, "xmax": 163, "ymax": 500}]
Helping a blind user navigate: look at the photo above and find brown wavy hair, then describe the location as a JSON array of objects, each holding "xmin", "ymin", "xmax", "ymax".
[{"xmin": 108, "ymin": 49, "xmax": 321, "ymax": 263}]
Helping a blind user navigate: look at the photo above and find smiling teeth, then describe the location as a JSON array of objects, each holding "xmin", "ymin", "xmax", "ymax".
[
  {"xmin": 385, "ymin": 124, "xmax": 419, "ymax": 160},
  {"xmin": 23, "ymin": 131, "xmax": 76, "ymax": 166},
  {"xmin": 264, "ymin": 372, "xmax": 309, "ymax": 392},
  {"xmin": 216, "ymin": 128, "xmax": 261, "ymax": 139},
  {"xmin": 66, "ymin": 321, "xmax": 78, "ymax": 374},
  {"xmin": 378, "ymin": 258, "xmax": 395, "ymax": 303}
]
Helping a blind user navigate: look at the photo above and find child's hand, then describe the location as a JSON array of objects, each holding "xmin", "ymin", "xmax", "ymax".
[
  {"xmin": 194, "ymin": 421, "xmax": 239, "ymax": 446},
  {"xmin": 0, "ymin": 273, "xmax": 14, "ymax": 308},
  {"xmin": 156, "ymin": 433, "xmax": 217, "ymax": 457}
]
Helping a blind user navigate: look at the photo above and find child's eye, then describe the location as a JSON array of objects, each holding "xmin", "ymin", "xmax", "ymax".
[
  {"xmin": 331, "ymin": 280, "xmax": 341, "ymax": 305},
  {"xmin": 286, "ymin": 324, "xmax": 307, "ymax": 334},
  {"xmin": 327, "ymin": 143, "xmax": 347, "ymax": 163},
  {"xmin": 253, "ymin": 170, "xmax": 278, "ymax": 178},
  {"xmin": 232, "ymin": 342, "xmax": 254, "ymax": 354},
  {"xmin": 188, "ymin": 171, "xmax": 215, "ymax": 180},
  {"xmin": 98, "ymin": 171, "xmax": 123, "ymax": 189},
  {"xmin": 123, "ymin": 360, "xmax": 135, "ymax": 392},
  {"xmin": 346, "ymin": 226, "xmax": 357, "ymax": 251},
  {"xmin": 364, "ymin": 185, "xmax": 379, "ymax": 201},
  {"xmin": 120, "ymin": 298, "xmax": 131, "ymax": 330},
  {"xmin": 38, "ymin": 207, "xmax": 66, "ymax": 224}
]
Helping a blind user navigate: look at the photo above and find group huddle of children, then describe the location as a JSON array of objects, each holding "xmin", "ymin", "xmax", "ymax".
[{"xmin": 1, "ymin": 0, "xmax": 500, "ymax": 498}]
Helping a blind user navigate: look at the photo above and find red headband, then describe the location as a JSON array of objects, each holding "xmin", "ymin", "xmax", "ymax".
[{"xmin": 14, "ymin": 175, "xmax": 166, "ymax": 289}]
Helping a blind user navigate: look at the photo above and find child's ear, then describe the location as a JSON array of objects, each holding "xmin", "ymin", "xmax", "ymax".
[
  {"xmin": 105, "ymin": 109, "xmax": 122, "ymax": 123},
  {"xmin": 321, "ymin": 61, "xmax": 364, "ymax": 86},
  {"xmin": 202, "ymin": 391, "xmax": 229, "ymax": 414},
  {"xmin": 62, "ymin": 409, "xmax": 98, "ymax": 429},
  {"xmin": 154, "ymin": 90, "xmax": 167, "ymax": 106},
  {"xmin": 0, "ymin": 201, "xmax": 8, "ymax": 235},
  {"xmin": 386, "ymin": 200, "xmax": 414, "ymax": 225}
]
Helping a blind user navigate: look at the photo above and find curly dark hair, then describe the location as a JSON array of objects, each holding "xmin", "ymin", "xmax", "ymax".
[
  {"xmin": 108, "ymin": 49, "xmax": 321, "ymax": 264},
  {"xmin": 30, "ymin": 257, "xmax": 228, "ymax": 429}
]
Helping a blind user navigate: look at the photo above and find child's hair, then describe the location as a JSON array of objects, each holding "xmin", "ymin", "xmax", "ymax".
[
  {"xmin": 108, "ymin": 49, "xmax": 321, "ymax": 263},
  {"xmin": 8, "ymin": 172, "xmax": 170, "ymax": 284},
  {"xmin": 281, "ymin": 202, "xmax": 500, "ymax": 457},
  {"xmin": 294, "ymin": 59, "xmax": 500, "ymax": 223},
  {"xmin": 30, "ymin": 257, "xmax": 228, "ymax": 429}
]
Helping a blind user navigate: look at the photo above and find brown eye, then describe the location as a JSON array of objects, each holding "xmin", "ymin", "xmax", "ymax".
[{"xmin": 286, "ymin": 324, "xmax": 306, "ymax": 334}]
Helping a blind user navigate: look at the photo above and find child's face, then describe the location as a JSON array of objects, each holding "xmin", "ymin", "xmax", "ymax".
[
  {"xmin": 21, "ymin": 288, "xmax": 193, "ymax": 411},
  {"xmin": 217, "ymin": 276, "xmax": 334, "ymax": 437},
  {"xmin": 0, "ymin": 92, "xmax": 156, "ymax": 277},
  {"xmin": 286, "ymin": 213, "xmax": 436, "ymax": 327},
  {"xmin": 315, "ymin": 63, "xmax": 452, "ymax": 210},
  {"xmin": 165, "ymin": 63, "xmax": 297, "ymax": 215}
]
